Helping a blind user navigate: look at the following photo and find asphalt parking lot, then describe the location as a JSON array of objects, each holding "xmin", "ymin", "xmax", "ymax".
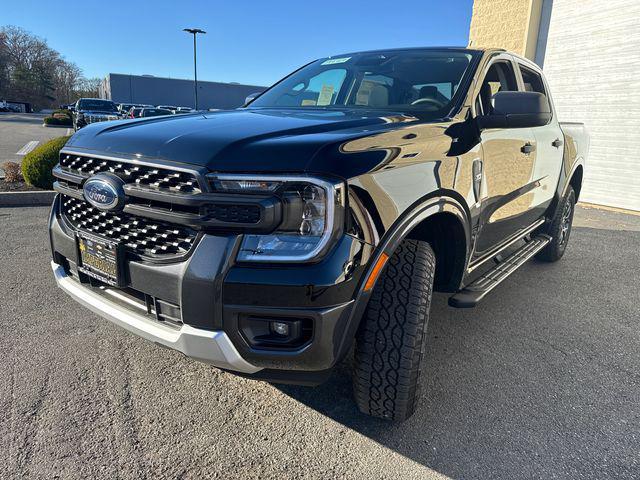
[
  {"xmin": 1, "ymin": 204, "xmax": 639, "ymax": 479},
  {"xmin": 0, "ymin": 113, "xmax": 70, "ymax": 165}
]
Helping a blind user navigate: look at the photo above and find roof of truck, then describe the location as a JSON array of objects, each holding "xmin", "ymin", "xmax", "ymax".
[{"xmin": 324, "ymin": 46, "xmax": 504, "ymax": 58}]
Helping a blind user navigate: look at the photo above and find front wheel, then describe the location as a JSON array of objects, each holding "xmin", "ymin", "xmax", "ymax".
[
  {"xmin": 536, "ymin": 186, "xmax": 576, "ymax": 262},
  {"xmin": 353, "ymin": 239, "xmax": 435, "ymax": 421}
]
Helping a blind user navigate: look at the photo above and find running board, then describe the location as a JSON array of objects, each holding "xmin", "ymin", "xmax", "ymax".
[{"xmin": 449, "ymin": 234, "xmax": 552, "ymax": 308}]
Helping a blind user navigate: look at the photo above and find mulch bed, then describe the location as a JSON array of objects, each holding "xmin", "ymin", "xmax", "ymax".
[{"xmin": 0, "ymin": 179, "xmax": 46, "ymax": 192}]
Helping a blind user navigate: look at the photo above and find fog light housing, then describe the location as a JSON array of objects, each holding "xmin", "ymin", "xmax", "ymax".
[
  {"xmin": 238, "ymin": 315, "xmax": 312, "ymax": 349},
  {"xmin": 271, "ymin": 321, "xmax": 289, "ymax": 336}
]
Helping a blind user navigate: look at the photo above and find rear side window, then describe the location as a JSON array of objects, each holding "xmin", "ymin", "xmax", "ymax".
[{"xmin": 519, "ymin": 66, "xmax": 546, "ymax": 95}]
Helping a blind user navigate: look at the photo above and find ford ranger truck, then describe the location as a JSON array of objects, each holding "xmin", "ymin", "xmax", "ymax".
[{"xmin": 49, "ymin": 48, "xmax": 588, "ymax": 421}]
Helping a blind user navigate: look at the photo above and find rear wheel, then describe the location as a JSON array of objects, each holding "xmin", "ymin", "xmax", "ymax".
[
  {"xmin": 353, "ymin": 239, "xmax": 435, "ymax": 421},
  {"xmin": 536, "ymin": 186, "xmax": 576, "ymax": 262}
]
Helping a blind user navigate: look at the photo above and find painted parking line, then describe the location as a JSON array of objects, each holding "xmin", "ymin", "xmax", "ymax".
[{"xmin": 16, "ymin": 140, "xmax": 39, "ymax": 156}]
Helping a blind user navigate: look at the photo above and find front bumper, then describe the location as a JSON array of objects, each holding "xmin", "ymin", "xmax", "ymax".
[
  {"xmin": 49, "ymin": 194, "xmax": 369, "ymax": 380},
  {"xmin": 52, "ymin": 260, "xmax": 260, "ymax": 373}
]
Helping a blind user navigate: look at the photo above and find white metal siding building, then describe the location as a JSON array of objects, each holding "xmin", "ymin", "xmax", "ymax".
[
  {"xmin": 470, "ymin": 0, "xmax": 640, "ymax": 211},
  {"xmin": 536, "ymin": 0, "xmax": 640, "ymax": 211}
]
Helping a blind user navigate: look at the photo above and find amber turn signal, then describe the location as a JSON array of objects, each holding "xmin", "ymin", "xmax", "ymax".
[{"xmin": 364, "ymin": 252, "xmax": 389, "ymax": 292}]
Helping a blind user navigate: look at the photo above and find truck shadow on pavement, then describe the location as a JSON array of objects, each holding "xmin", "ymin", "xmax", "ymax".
[{"xmin": 278, "ymin": 225, "xmax": 640, "ymax": 479}]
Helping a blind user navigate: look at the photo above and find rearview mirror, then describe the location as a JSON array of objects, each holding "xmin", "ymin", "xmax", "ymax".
[{"xmin": 477, "ymin": 91, "xmax": 551, "ymax": 130}]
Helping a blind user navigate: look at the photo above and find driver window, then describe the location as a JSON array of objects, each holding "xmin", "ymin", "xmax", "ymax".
[{"xmin": 477, "ymin": 61, "xmax": 518, "ymax": 115}]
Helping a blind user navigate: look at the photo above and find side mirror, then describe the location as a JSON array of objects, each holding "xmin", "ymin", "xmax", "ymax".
[
  {"xmin": 244, "ymin": 91, "xmax": 264, "ymax": 106},
  {"xmin": 477, "ymin": 91, "xmax": 551, "ymax": 130}
]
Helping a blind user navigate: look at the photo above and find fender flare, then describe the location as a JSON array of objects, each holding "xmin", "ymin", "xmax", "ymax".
[
  {"xmin": 546, "ymin": 157, "xmax": 585, "ymax": 222},
  {"xmin": 562, "ymin": 157, "xmax": 585, "ymax": 198},
  {"xmin": 371, "ymin": 194, "xmax": 471, "ymax": 262},
  {"xmin": 333, "ymin": 194, "xmax": 471, "ymax": 363}
]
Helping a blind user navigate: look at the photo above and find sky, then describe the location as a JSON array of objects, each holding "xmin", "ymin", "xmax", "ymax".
[{"xmin": 3, "ymin": 0, "xmax": 474, "ymax": 88}]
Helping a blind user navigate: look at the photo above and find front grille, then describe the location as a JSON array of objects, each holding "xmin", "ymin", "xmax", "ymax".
[
  {"xmin": 59, "ymin": 153, "xmax": 202, "ymax": 194},
  {"xmin": 61, "ymin": 195, "xmax": 197, "ymax": 258},
  {"xmin": 86, "ymin": 115, "xmax": 119, "ymax": 124}
]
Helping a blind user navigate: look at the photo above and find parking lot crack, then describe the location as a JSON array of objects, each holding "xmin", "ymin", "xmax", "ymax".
[{"xmin": 14, "ymin": 364, "xmax": 51, "ymax": 477}]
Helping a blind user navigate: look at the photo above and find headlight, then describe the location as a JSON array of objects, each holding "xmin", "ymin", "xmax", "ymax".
[{"xmin": 208, "ymin": 175, "xmax": 344, "ymax": 262}]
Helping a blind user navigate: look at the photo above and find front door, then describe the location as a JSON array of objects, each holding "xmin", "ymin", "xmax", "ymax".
[{"xmin": 474, "ymin": 57, "xmax": 539, "ymax": 255}]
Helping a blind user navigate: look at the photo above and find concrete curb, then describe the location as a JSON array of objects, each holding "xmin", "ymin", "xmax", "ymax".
[
  {"xmin": 42, "ymin": 123, "xmax": 72, "ymax": 128},
  {"xmin": 0, "ymin": 190, "xmax": 56, "ymax": 207}
]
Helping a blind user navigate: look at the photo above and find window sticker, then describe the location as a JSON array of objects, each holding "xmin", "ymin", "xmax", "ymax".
[
  {"xmin": 316, "ymin": 85, "xmax": 335, "ymax": 106},
  {"xmin": 321, "ymin": 57, "xmax": 351, "ymax": 66},
  {"xmin": 301, "ymin": 99, "xmax": 317, "ymax": 106}
]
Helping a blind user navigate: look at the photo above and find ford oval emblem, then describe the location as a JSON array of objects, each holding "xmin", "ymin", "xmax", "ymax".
[{"xmin": 83, "ymin": 173, "xmax": 125, "ymax": 211}]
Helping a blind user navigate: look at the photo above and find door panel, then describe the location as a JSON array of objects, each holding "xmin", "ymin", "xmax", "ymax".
[
  {"xmin": 519, "ymin": 64, "xmax": 564, "ymax": 219},
  {"xmin": 472, "ymin": 55, "xmax": 540, "ymax": 256},
  {"xmin": 475, "ymin": 128, "xmax": 538, "ymax": 253}
]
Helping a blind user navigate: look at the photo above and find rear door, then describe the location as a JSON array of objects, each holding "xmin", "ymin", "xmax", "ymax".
[
  {"xmin": 474, "ymin": 55, "xmax": 539, "ymax": 255},
  {"xmin": 516, "ymin": 61, "xmax": 564, "ymax": 219}
]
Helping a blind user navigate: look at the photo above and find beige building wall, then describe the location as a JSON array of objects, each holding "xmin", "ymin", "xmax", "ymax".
[{"xmin": 468, "ymin": 0, "xmax": 543, "ymax": 60}]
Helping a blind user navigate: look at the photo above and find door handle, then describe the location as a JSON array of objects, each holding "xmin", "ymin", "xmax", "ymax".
[
  {"xmin": 521, "ymin": 143, "xmax": 535, "ymax": 155},
  {"xmin": 552, "ymin": 138, "xmax": 563, "ymax": 148}
]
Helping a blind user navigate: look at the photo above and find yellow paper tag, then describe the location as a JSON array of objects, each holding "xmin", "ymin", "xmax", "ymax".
[
  {"xmin": 301, "ymin": 99, "xmax": 317, "ymax": 106},
  {"xmin": 317, "ymin": 85, "xmax": 334, "ymax": 106}
]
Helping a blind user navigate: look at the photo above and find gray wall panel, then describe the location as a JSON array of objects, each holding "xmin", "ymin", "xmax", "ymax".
[{"xmin": 102, "ymin": 74, "xmax": 265, "ymax": 110}]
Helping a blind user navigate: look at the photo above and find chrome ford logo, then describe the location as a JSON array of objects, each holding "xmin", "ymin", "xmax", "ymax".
[{"xmin": 83, "ymin": 173, "xmax": 125, "ymax": 211}]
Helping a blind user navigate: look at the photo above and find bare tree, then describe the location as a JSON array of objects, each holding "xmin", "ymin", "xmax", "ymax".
[
  {"xmin": 75, "ymin": 77, "xmax": 102, "ymax": 99},
  {"xmin": 55, "ymin": 60, "xmax": 83, "ymax": 104},
  {"xmin": 0, "ymin": 25, "xmax": 100, "ymax": 110}
]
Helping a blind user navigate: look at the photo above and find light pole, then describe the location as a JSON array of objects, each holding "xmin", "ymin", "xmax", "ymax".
[{"xmin": 183, "ymin": 28, "xmax": 206, "ymax": 110}]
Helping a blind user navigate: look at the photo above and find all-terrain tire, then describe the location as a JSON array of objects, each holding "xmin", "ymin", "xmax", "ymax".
[
  {"xmin": 353, "ymin": 239, "xmax": 436, "ymax": 421},
  {"xmin": 536, "ymin": 186, "xmax": 576, "ymax": 262}
]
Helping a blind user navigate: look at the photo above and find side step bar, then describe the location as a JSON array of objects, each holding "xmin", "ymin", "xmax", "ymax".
[{"xmin": 449, "ymin": 234, "xmax": 552, "ymax": 308}]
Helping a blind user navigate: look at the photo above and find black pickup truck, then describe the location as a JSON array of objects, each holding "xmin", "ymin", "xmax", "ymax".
[
  {"xmin": 50, "ymin": 47, "xmax": 588, "ymax": 421},
  {"xmin": 73, "ymin": 98, "xmax": 120, "ymax": 131}
]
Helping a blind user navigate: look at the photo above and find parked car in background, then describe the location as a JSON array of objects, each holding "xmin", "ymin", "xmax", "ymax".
[
  {"xmin": 157, "ymin": 105, "xmax": 177, "ymax": 113},
  {"xmin": 73, "ymin": 98, "xmax": 119, "ymax": 130},
  {"xmin": 138, "ymin": 107, "xmax": 173, "ymax": 117},
  {"xmin": 118, "ymin": 103, "xmax": 135, "ymax": 116},
  {"xmin": 175, "ymin": 107, "xmax": 194, "ymax": 113},
  {"xmin": 119, "ymin": 104, "xmax": 153, "ymax": 118},
  {"xmin": 50, "ymin": 47, "xmax": 588, "ymax": 421},
  {"xmin": 0, "ymin": 100, "xmax": 20, "ymax": 112},
  {"xmin": 127, "ymin": 107, "xmax": 145, "ymax": 119}
]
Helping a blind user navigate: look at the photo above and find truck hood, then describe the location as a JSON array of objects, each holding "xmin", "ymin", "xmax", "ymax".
[{"xmin": 65, "ymin": 108, "xmax": 418, "ymax": 176}]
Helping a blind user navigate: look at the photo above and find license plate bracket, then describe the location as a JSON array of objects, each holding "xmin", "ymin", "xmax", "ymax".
[{"xmin": 76, "ymin": 233, "xmax": 125, "ymax": 287}]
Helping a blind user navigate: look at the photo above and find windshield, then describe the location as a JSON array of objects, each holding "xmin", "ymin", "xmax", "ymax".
[
  {"xmin": 249, "ymin": 49, "xmax": 478, "ymax": 117},
  {"xmin": 77, "ymin": 99, "xmax": 117, "ymax": 111}
]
